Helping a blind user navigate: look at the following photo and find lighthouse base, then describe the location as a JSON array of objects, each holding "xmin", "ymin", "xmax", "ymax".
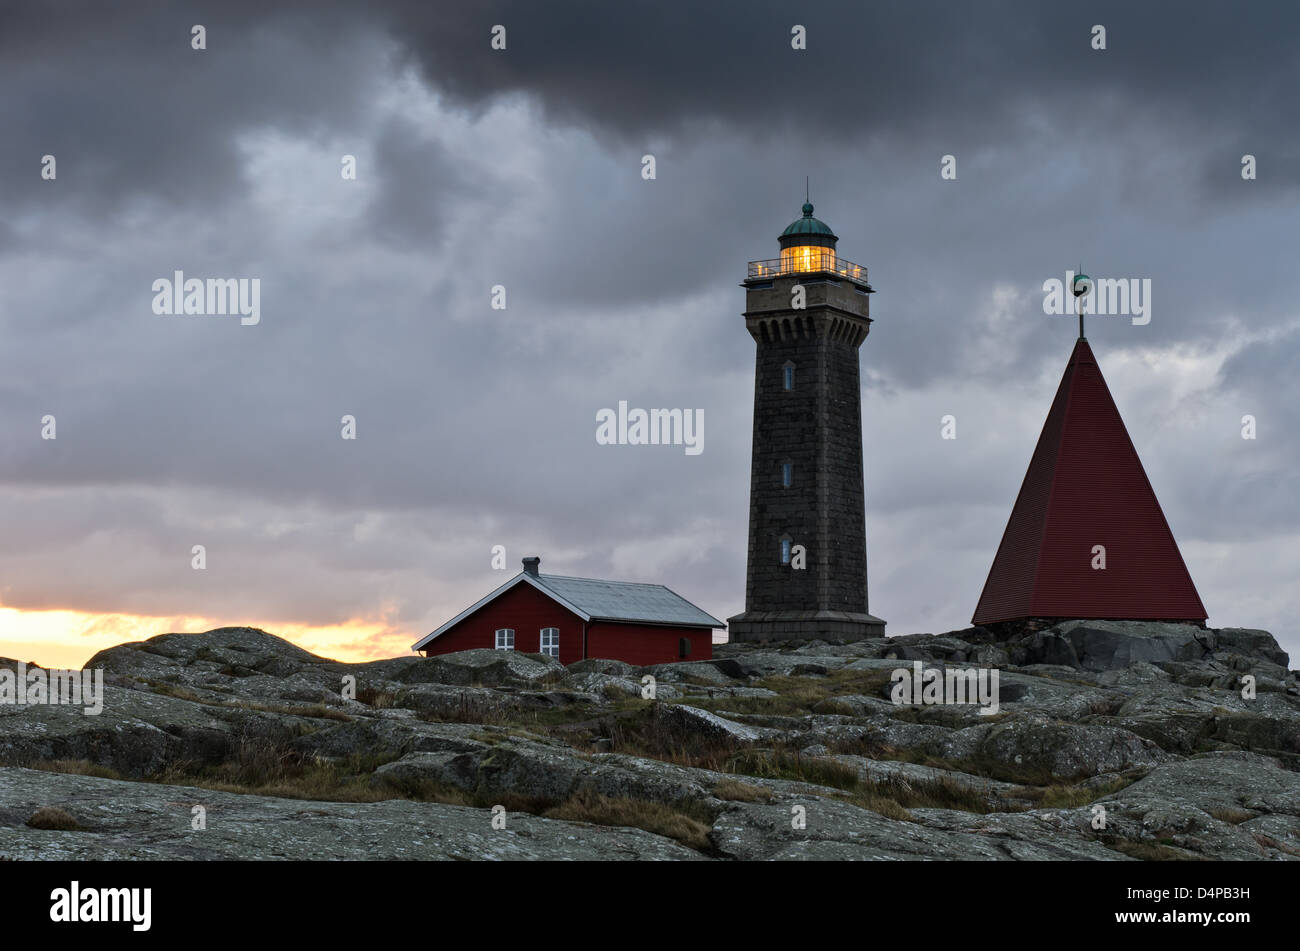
[{"xmin": 726, "ymin": 610, "xmax": 886, "ymax": 643}]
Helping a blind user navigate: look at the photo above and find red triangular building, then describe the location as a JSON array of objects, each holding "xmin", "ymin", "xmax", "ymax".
[{"xmin": 972, "ymin": 337, "xmax": 1207, "ymax": 627}]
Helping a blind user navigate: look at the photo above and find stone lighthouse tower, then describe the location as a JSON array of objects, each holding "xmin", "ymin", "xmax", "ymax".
[{"xmin": 727, "ymin": 201, "xmax": 886, "ymax": 642}]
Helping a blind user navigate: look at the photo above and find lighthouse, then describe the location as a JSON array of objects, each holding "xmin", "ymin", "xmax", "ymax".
[{"xmin": 726, "ymin": 200, "xmax": 886, "ymax": 642}]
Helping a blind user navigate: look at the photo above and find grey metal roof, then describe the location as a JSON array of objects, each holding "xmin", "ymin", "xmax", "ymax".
[{"xmin": 534, "ymin": 573, "xmax": 723, "ymax": 628}]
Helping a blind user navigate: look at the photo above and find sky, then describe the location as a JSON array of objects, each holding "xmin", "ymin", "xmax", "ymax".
[{"xmin": 1, "ymin": 0, "xmax": 1297, "ymax": 668}]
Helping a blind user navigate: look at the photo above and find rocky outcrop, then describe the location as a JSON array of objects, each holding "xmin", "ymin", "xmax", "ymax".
[
  {"xmin": 1000, "ymin": 620, "xmax": 1288, "ymax": 677},
  {"xmin": 0, "ymin": 767, "xmax": 701, "ymax": 860},
  {"xmin": 2, "ymin": 621, "xmax": 1298, "ymax": 860}
]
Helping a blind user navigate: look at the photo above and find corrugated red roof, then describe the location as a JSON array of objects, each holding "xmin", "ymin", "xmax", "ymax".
[{"xmin": 972, "ymin": 338, "xmax": 1207, "ymax": 625}]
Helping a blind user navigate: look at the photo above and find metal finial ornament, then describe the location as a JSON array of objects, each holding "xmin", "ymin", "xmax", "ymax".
[{"xmin": 1072, "ymin": 269, "xmax": 1092, "ymax": 340}]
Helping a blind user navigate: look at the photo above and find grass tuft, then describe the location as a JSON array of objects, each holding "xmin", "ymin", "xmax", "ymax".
[
  {"xmin": 31, "ymin": 759, "xmax": 126, "ymax": 781},
  {"xmin": 712, "ymin": 779, "xmax": 774, "ymax": 803},
  {"xmin": 27, "ymin": 807, "xmax": 82, "ymax": 831},
  {"xmin": 542, "ymin": 791, "xmax": 715, "ymax": 853}
]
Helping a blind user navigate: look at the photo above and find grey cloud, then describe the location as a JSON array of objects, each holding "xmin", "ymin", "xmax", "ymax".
[{"xmin": 0, "ymin": 1, "xmax": 1296, "ymax": 658}]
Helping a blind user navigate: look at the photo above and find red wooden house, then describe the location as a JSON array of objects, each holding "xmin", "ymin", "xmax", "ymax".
[{"xmin": 412, "ymin": 556, "xmax": 721, "ymax": 665}]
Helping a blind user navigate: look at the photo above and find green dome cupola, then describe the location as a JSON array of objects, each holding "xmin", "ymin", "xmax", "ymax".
[{"xmin": 778, "ymin": 201, "xmax": 838, "ymax": 251}]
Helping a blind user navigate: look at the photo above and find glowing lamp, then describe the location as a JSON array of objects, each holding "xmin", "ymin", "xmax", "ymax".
[{"xmin": 778, "ymin": 202, "xmax": 838, "ymax": 274}]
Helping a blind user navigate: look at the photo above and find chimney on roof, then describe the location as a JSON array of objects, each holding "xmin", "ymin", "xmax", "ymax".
[{"xmin": 522, "ymin": 556, "xmax": 540, "ymax": 577}]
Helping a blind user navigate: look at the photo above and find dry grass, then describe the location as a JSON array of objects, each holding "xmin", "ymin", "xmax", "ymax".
[
  {"xmin": 687, "ymin": 668, "xmax": 896, "ymax": 718},
  {"xmin": 840, "ymin": 791, "xmax": 914, "ymax": 822},
  {"xmin": 542, "ymin": 791, "xmax": 715, "ymax": 852},
  {"xmin": 234, "ymin": 701, "xmax": 352, "ymax": 722},
  {"xmin": 1252, "ymin": 833, "xmax": 1300, "ymax": 857},
  {"xmin": 1032, "ymin": 775, "xmax": 1139, "ymax": 809},
  {"xmin": 719, "ymin": 750, "xmax": 995, "ymax": 820},
  {"xmin": 355, "ymin": 686, "xmax": 397, "ymax": 708},
  {"xmin": 558, "ymin": 706, "xmax": 1017, "ymax": 820},
  {"xmin": 726, "ymin": 749, "xmax": 861, "ymax": 790},
  {"xmin": 146, "ymin": 681, "xmax": 353, "ymax": 722},
  {"xmin": 31, "ymin": 750, "xmax": 467, "ymax": 806},
  {"xmin": 164, "ymin": 753, "xmax": 472, "ymax": 806},
  {"xmin": 586, "ymin": 705, "xmax": 744, "ymax": 770},
  {"xmin": 152, "ymin": 736, "xmax": 409, "ymax": 802},
  {"xmin": 857, "ymin": 774, "xmax": 994, "ymax": 814},
  {"xmin": 149, "ymin": 681, "xmax": 213, "ymax": 703},
  {"xmin": 811, "ymin": 699, "xmax": 861, "ymax": 716},
  {"xmin": 1209, "ymin": 806, "xmax": 1257, "ymax": 825},
  {"xmin": 31, "ymin": 748, "xmax": 721, "ymax": 852},
  {"xmin": 31, "ymin": 759, "xmax": 126, "ymax": 781},
  {"xmin": 822, "ymin": 735, "xmax": 1150, "ymax": 812},
  {"xmin": 712, "ymin": 779, "xmax": 774, "ymax": 802},
  {"xmin": 601, "ymin": 681, "xmax": 638, "ymax": 701},
  {"xmin": 27, "ymin": 807, "xmax": 82, "ymax": 831}
]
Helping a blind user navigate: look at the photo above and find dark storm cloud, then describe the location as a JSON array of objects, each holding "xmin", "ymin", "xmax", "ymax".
[
  {"xmin": 384, "ymin": 1, "xmax": 1300, "ymax": 160},
  {"xmin": 0, "ymin": 0, "xmax": 377, "ymax": 218},
  {"xmin": 11, "ymin": 1, "xmax": 1295, "ymax": 218}
]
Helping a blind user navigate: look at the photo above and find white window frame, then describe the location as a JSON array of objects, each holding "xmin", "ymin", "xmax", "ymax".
[
  {"xmin": 494, "ymin": 628, "xmax": 515, "ymax": 651},
  {"xmin": 539, "ymin": 627, "xmax": 560, "ymax": 658}
]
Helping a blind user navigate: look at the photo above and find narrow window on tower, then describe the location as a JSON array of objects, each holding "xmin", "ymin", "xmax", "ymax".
[
  {"xmin": 783, "ymin": 362, "xmax": 795, "ymax": 390},
  {"xmin": 780, "ymin": 537, "xmax": 792, "ymax": 565},
  {"xmin": 782, "ymin": 462, "xmax": 793, "ymax": 488}
]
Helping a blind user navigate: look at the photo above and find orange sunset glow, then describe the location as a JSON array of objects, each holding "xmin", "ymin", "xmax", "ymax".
[{"xmin": 0, "ymin": 604, "xmax": 413, "ymax": 670}]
